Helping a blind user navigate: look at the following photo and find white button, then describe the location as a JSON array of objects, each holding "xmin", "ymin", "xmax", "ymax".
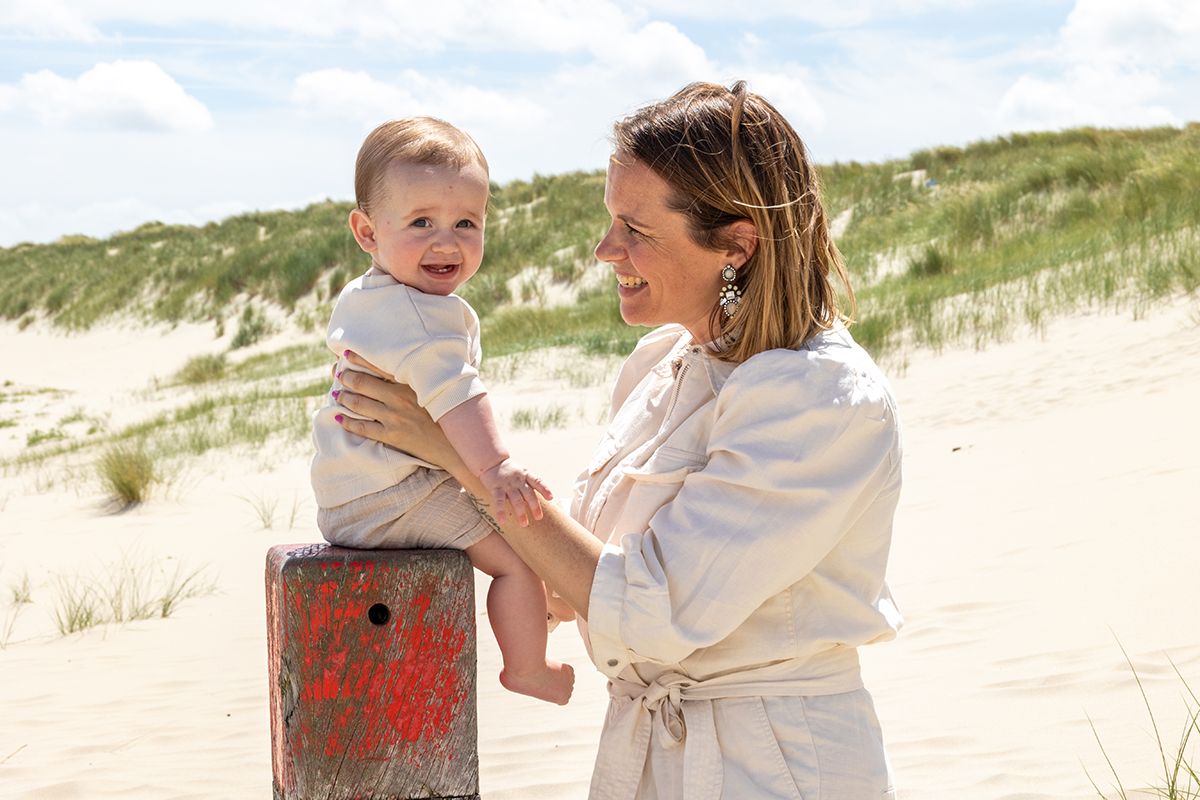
[{"xmin": 607, "ymin": 658, "xmax": 619, "ymax": 667}]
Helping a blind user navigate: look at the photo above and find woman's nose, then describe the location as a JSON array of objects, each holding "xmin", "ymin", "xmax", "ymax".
[{"xmin": 594, "ymin": 225, "xmax": 620, "ymax": 263}]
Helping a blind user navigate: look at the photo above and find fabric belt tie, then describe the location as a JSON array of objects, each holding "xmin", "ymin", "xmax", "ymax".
[
  {"xmin": 586, "ymin": 659, "xmax": 863, "ymax": 800},
  {"xmin": 588, "ymin": 672, "xmax": 722, "ymax": 800}
]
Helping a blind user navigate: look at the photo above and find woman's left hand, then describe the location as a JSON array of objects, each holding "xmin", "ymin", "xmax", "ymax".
[{"xmin": 334, "ymin": 350, "xmax": 463, "ymax": 472}]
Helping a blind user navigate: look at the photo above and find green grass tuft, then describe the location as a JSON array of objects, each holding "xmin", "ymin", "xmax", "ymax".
[
  {"xmin": 97, "ymin": 443, "xmax": 157, "ymax": 506},
  {"xmin": 231, "ymin": 305, "xmax": 273, "ymax": 349},
  {"xmin": 908, "ymin": 244, "xmax": 953, "ymax": 278},
  {"xmin": 511, "ymin": 404, "xmax": 571, "ymax": 432},
  {"xmin": 175, "ymin": 353, "xmax": 228, "ymax": 385},
  {"xmin": 51, "ymin": 557, "xmax": 216, "ymax": 636}
]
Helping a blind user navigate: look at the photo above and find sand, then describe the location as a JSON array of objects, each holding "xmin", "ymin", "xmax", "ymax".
[{"xmin": 1, "ymin": 296, "xmax": 1198, "ymax": 798}]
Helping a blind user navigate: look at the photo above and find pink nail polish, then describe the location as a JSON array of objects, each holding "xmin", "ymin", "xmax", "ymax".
[
  {"xmin": 343, "ymin": 350, "xmax": 350, "ymax": 357},
  {"xmin": 335, "ymin": 370, "xmax": 343, "ymax": 379},
  {"xmin": 334, "ymin": 414, "xmax": 344, "ymax": 423},
  {"xmin": 331, "ymin": 389, "xmax": 340, "ymax": 399}
]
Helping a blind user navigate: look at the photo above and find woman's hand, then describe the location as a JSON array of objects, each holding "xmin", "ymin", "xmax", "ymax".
[{"xmin": 333, "ymin": 350, "xmax": 464, "ymax": 474}]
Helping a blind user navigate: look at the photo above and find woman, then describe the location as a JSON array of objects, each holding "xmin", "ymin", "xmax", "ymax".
[{"xmin": 336, "ymin": 81, "xmax": 902, "ymax": 799}]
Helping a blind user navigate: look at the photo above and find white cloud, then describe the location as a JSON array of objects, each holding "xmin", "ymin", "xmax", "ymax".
[
  {"xmin": 619, "ymin": 0, "xmax": 995, "ymax": 27},
  {"xmin": 0, "ymin": 85, "xmax": 18, "ymax": 113},
  {"xmin": 997, "ymin": 1, "xmax": 1195, "ymax": 133},
  {"xmin": 551, "ymin": 19, "xmax": 717, "ymax": 113},
  {"xmin": 1062, "ymin": 0, "xmax": 1200, "ymax": 68},
  {"xmin": 1, "ymin": 0, "xmax": 341, "ymax": 39},
  {"xmin": 291, "ymin": 69, "xmax": 549, "ymax": 130},
  {"xmin": 791, "ymin": 28, "xmax": 1015, "ymax": 161},
  {"xmin": 739, "ymin": 69, "xmax": 827, "ymax": 133},
  {"xmin": 292, "ymin": 69, "xmax": 417, "ymax": 124},
  {"xmin": 999, "ymin": 65, "xmax": 1176, "ymax": 130},
  {"xmin": 2, "ymin": 0, "xmax": 637, "ymax": 54},
  {"xmin": 0, "ymin": 61, "xmax": 213, "ymax": 132},
  {"xmin": 451, "ymin": 0, "xmax": 634, "ymax": 56},
  {"xmin": 0, "ymin": 0, "xmax": 100, "ymax": 39},
  {"xmin": 599, "ymin": 20, "xmax": 711, "ymax": 82}
]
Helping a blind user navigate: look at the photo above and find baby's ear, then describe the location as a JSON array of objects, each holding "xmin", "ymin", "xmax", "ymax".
[{"xmin": 348, "ymin": 208, "xmax": 378, "ymax": 254}]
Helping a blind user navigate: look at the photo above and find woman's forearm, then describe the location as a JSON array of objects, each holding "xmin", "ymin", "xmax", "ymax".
[{"xmin": 450, "ymin": 463, "xmax": 602, "ymax": 620}]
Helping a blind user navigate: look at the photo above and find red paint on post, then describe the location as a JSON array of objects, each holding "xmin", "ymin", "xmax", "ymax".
[{"xmin": 266, "ymin": 544, "xmax": 478, "ymax": 798}]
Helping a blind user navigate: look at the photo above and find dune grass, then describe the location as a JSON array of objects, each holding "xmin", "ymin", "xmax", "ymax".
[
  {"xmin": 52, "ymin": 556, "xmax": 216, "ymax": 636},
  {"xmin": 239, "ymin": 492, "xmax": 303, "ymax": 530},
  {"xmin": 1087, "ymin": 644, "xmax": 1200, "ymax": 800},
  {"xmin": 0, "ymin": 570, "xmax": 31, "ymax": 649},
  {"xmin": 5, "ymin": 126, "xmax": 1198, "ymax": 362},
  {"xmin": 0, "ymin": 170, "xmax": 609, "ymax": 331},
  {"xmin": 0, "ymin": 605, "xmax": 22, "ymax": 649},
  {"xmin": 510, "ymin": 404, "xmax": 572, "ymax": 432},
  {"xmin": 96, "ymin": 443, "xmax": 157, "ymax": 506},
  {"xmin": 9, "ymin": 572, "xmax": 32, "ymax": 606},
  {"xmin": 175, "ymin": 353, "xmax": 228, "ymax": 385},
  {"xmin": 829, "ymin": 125, "xmax": 1200, "ymax": 354}
]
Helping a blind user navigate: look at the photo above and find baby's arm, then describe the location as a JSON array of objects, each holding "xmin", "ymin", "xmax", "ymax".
[{"xmin": 438, "ymin": 395, "xmax": 552, "ymax": 525}]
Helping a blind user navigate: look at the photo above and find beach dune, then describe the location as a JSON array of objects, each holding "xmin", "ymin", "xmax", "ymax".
[{"xmin": 1, "ymin": 296, "xmax": 1198, "ymax": 798}]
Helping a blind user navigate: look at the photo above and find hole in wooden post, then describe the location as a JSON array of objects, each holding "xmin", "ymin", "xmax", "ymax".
[{"xmin": 367, "ymin": 603, "xmax": 390, "ymax": 626}]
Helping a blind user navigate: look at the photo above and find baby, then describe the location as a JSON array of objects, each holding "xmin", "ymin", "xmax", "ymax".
[{"xmin": 311, "ymin": 117, "xmax": 573, "ymax": 705}]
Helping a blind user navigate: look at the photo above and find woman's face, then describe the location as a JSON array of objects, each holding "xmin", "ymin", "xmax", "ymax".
[{"xmin": 595, "ymin": 153, "xmax": 734, "ymax": 343}]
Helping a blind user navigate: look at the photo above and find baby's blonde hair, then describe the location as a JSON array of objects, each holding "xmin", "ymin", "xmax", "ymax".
[{"xmin": 355, "ymin": 117, "xmax": 489, "ymax": 217}]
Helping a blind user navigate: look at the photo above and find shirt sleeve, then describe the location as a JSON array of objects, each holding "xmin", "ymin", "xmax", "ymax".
[
  {"xmin": 586, "ymin": 349, "xmax": 901, "ymax": 675},
  {"xmin": 395, "ymin": 334, "xmax": 487, "ymax": 422},
  {"xmin": 327, "ymin": 287, "xmax": 487, "ymax": 422}
]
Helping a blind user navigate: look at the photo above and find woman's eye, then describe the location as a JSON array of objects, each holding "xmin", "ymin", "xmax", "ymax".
[{"xmin": 624, "ymin": 222, "xmax": 643, "ymax": 237}]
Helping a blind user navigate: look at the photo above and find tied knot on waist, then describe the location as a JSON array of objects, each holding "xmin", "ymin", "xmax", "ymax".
[
  {"xmin": 594, "ymin": 659, "xmax": 865, "ymax": 800},
  {"xmin": 638, "ymin": 675, "xmax": 693, "ymax": 747}
]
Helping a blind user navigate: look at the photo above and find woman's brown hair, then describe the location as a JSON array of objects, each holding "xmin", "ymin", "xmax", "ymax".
[{"xmin": 612, "ymin": 81, "xmax": 854, "ymax": 363}]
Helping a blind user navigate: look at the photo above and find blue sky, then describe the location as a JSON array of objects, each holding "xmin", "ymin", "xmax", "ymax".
[{"xmin": 1, "ymin": 0, "xmax": 1197, "ymax": 247}]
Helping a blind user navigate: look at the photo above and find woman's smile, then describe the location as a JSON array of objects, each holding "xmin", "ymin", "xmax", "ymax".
[{"xmin": 615, "ymin": 272, "xmax": 647, "ymax": 290}]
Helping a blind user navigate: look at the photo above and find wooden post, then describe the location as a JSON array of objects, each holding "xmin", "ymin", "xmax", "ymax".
[{"xmin": 266, "ymin": 543, "xmax": 479, "ymax": 800}]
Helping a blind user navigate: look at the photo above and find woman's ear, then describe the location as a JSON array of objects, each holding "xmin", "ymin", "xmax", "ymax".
[
  {"xmin": 348, "ymin": 208, "xmax": 378, "ymax": 254},
  {"xmin": 724, "ymin": 219, "xmax": 758, "ymax": 268}
]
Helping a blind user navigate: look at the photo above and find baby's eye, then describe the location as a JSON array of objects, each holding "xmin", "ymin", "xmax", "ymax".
[
  {"xmin": 412, "ymin": 218, "xmax": 431, "ymax": 228},
  {"xmin": 455, "ymin": 219, "xmax": 476, "ymax": 229}
]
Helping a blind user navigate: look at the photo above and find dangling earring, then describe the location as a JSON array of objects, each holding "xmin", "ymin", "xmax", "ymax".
[{"xmin": 719, "ymin": 264, "xmax": 742, "ymax": 317}]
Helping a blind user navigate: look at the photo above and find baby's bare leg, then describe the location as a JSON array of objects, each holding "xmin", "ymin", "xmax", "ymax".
[{"xmin": 466, "ymin": 532, "xmax": 574, "ymax": 705}]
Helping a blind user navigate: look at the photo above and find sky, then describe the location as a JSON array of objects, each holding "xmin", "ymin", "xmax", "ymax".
[{"xmin": 1, "ymin": 0, "xmax": 1198, "ymax": 247}]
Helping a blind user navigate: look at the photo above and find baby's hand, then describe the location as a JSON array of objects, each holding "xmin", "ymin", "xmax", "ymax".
[{"xmin": 478, "ymin": 458, "xmax": 553, "ymax": 526}]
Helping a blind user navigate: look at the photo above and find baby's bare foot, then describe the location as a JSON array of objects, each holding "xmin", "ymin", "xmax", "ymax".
[{"xmin": 499, "ymin": 660, "xmax": 575, "ymax": 705}]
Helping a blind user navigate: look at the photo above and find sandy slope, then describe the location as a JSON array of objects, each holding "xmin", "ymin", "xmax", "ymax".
[{"xmin": 1, "ymin": 296, "xmax": 1198, "ymax": 798}]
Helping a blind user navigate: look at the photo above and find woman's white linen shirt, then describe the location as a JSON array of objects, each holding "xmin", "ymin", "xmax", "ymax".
[{"xmin": 574, "ymin": 323, "xmax": 904, "ymax": 689}]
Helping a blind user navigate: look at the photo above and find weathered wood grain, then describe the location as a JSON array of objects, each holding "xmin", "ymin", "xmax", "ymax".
[{"xmin": 266, "ymin": 544, "xmax": 479, "ymax": 800}]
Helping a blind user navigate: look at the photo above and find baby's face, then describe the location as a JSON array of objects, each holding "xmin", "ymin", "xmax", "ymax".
[{"xmin": 364, "ymin": 160, "xmax": 489, "ymax": 296}]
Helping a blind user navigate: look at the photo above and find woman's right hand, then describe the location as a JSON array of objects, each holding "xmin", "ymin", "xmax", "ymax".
[{"xmin": 334, "ymin": 350, "xmax": 465, "ymax": 476}]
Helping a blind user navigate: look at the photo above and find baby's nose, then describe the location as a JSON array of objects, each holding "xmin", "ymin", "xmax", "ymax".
[{"xmin": 430, "ymin": 231, "xmax": 459, "ymax": 252}]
